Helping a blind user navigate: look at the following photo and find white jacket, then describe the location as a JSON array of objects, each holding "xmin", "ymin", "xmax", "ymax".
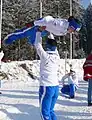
[
  {"xmin": 61, "ymin": 73, "xmax": 78, "ymax": 88},
  {"xmin": 34, "ymin": 16, "xmax": 69, "ymax": 36},
  {"xmin": 34, "ymin": 32, "xmax": 60, "ymax": 86}
]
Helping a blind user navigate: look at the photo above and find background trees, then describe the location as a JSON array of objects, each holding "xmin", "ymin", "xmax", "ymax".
[
  {"xmin": 1, "ymin": 0, "xmax": 88, "ymax": 60},
  {"xmin": 84, "ymin": 3, "xmax": 92, "ymax": 54}
]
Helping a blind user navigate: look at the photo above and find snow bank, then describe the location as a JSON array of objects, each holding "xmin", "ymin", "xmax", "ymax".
[{"xmin": 1, "ymin": 59, "xmax": 85, "ymax": 82}]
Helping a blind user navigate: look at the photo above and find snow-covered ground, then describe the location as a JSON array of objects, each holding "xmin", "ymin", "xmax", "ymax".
[{"xmin": 0, "ymin": 59, "xmax": 92, "ymax": 120}]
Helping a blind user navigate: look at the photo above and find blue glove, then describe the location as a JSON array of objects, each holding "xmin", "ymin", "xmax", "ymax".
[
  {"xmin": 28, "ymin": 28, "xmax": 49, "ymax": 45},
  {"xmin": 41, "ymin": 30, "xmax": 49, "ymax": 37}
]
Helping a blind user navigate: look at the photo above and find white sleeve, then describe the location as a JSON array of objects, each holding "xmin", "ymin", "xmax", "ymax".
[
  {"xmin": 34, "ymin": 32, "xmax": 42, "ymax": 45},
  {"xmin": 34, "ymin": 32, "xmax": 47, "ymax": 59},
  {"xmin": 34, "ymin": 19, "xmax": 46, "ymax": 26},
  {"xmin": 61, "ymin": 74, "xmax": 68, "ymax": 85},
  {"xmin": 73, "ymin": 74, "xmax": 79, "ymax": 87}
]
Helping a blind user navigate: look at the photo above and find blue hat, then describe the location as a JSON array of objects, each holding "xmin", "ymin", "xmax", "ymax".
[
  {"xmin": 68, "ymin": 16, "xmax": 82, "ymax": 31},
  {"xmin": 46, "ymin": 34, "xmax": 57, "ymax": 51}
]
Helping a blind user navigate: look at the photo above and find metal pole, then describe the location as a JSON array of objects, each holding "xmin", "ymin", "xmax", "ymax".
[
  {"xmin": 40, "ymin": 0, "xmax": 42, "ymax": 18},
  {"xmin": 0, "ymin": 0, "xmax": 2, "ymax": 48},
  {"xmin": 70, "ymin": 0, "xmax": 73, "ymax": 59},
  {"xmin": 35, "ymin": 0, "xmax": 42, "ymax": 60}
]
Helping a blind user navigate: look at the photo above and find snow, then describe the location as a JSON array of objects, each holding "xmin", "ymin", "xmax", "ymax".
[{"xmin": 0, "ymin": 59, "xmax": 92, "ymax": 120}]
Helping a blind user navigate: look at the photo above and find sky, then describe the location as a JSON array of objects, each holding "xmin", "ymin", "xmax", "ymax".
[{"xmin": 81, "ymin": 0, "xmax": 90, "ymax": 8}]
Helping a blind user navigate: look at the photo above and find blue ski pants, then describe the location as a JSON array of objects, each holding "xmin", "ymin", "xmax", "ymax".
[
  {"xmin": 39, "ymin": 86, "xmax": 59, "ymax": 120},
  {"xmin": 88, "ymin": 79, "xmax": 92, "ymax": 104},
  {"xmin": 61, "ymin": 84, "xmax": 77, "ymax": 97},
  {"xmin": 4, "ymin": 26, "xmax": 49, "ymax": 45}
]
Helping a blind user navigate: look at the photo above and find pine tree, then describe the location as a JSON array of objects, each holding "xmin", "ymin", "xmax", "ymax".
[
  {"xmin": 2, "ymin": 0, "xmax": 85, "ymax": 60},
  {"xmin": 85, "ymin": 4, "xmax": 92, "ymax": 54}
]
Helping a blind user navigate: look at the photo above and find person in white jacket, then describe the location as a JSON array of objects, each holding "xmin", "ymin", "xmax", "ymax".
[
  {"xmin": 4, "ymin": 16, "xmax": 82, "ymax": 46},
  {"xmin": 34, "ymin": 15, "xmax": 82, "ymax": 36},
  {"xmin": 60, "ymin": 69, "xmax": 78, "ymax": 98},
  {"xmin": 34, "ymin": 32, "xmax": 60, "ymax": 120}
]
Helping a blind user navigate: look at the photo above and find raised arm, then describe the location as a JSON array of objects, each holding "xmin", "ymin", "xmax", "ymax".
[{"xmin": 34, "ymin": 32, "xmax": 47, "ymax": 59}]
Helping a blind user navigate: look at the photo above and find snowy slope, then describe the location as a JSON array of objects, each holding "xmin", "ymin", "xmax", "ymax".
[{"xmin": 0, "ymin": 59, "xmax": 92, "ymax": 120}]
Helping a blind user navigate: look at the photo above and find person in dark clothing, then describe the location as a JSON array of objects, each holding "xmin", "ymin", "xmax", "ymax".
[{"xmin": 83, "ymin": 52, "xmax": 92, "ymax": 106}]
